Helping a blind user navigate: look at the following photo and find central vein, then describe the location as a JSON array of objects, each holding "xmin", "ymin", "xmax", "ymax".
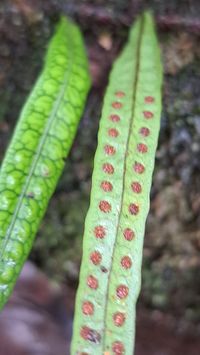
[
  {"xmin": 102, "ymin": 16, "xmax": 144, "ymax": 350},
  {"xmin": 0, "ymin": 31, "xmax": 74, "ymax": 260}
]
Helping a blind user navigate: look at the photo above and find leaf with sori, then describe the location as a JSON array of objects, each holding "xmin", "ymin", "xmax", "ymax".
[
  {"xmin": 0, "ymin": 16, "xmax": 91, "ymax": 309},
  {"xmin": 71, "ymin": 11, "xmax": 163, "ymax": 355}
]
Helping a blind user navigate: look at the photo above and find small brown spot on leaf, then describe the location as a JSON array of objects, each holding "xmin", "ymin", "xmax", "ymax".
[
  {"xmin": 100, "ymin": 266, "xmax": 108, "ymax": 273},
  {"xmin": 42, "ymin": 167, "xmax": 50, "ymax": 177},
  {"xmin": 26, "ymin": 192, "xmax": 35, "ymax": 199}
]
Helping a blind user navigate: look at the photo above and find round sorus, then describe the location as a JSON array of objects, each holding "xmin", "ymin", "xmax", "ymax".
[
  {"xmin": 87, "ymin": 275, "xmax": 98, "ymax": 289},
  {"xmin": 145, "ymin": 96, "xmax": 155, "ymax": 103},
  {"xmin": 123, "ymin": 228, "xmax": 135, "ymax": 241},
  {"xmin": 108, "ymin": 128, "xmax": 119, "ymax": 137},
  {"xmin": 121, "ymin": 256, "xmax": 132, "ymax": 269},
  {"xmin": 103, "ymin": 163, "xmax": 114, "ymax": 174},
  {"xmin": 109, "ymin": 114, "xmax": 120, "ymax": 122},
  {"xmin": 140, "ymin": 127, "xmax": 150, "ymax": 137},
  {"xmin": 112, "ymin": 102, "xmax": 122, "ymax": 109},
  {"xmin": 115, "ymin": 91, "xmax": 125, "ymax": 98},
  {"xmin": 104, "ymin": 145, "xmax": 116, "ymax": 155},
  {"xmin": 131, "ymin": 182, "xmax": 142, "ymax": 193},
  {"xmin": 82, "ymin": 301, "xmax": 94, "ymax": 315},
  {"xmin": 101, "ymin": 181, "xmax": 113, "ymax": 192},
  {"xmin": 80, "ymin": 326, "xmax": 101, "ymax": 343},
  {"xmin": 94, "ymin": 225, "xmax": 106, "ymax": 239},
  {"xmin": 137, "ymin": 143, "xmax": 148, "ymax": 153},
  {"xmin": 90, "ymin": 251, "xmax": 102, "ymax": 265},
  {"xmin": 129, "ymin": 203, "xmax": 139, "ymax": 215},
  {"xmin": 113, "ymin": 312, "xmax": 126, "ymax": 326},
  {"xmin": 134, "ymin": 162, "xmax": 145, "ymax": 174},
  {"xmin": 116, "ymin": 285, "xmax": 129, "ymax": 299},
  {"xmin": 143, "ymin": 111, "xmax": 154, "ymax": 119},
  {"xmin": 112, "ymin": 341, "xmax": 125, "ymax": 354},
  {"xmin": 99, "ymin": 200, "xmax": 111, "ymax": 213}
]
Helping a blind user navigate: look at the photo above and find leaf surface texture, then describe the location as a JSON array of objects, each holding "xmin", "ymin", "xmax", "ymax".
[{"xmin": 0, "ymin": 17, "xmax": 91, "ymax": 309}]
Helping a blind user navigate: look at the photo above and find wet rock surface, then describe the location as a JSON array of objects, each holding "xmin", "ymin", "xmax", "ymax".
[{"xmin": 0, "ymin": 0, "xmax": 199, "ymax": 353}]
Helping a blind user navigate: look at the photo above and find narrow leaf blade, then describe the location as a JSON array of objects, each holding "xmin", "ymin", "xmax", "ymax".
[
  {"xmin": 0, "ymin": 16, "xmax": 91, "ymax": 309},
  {"xmin": 71, "ymin": 11, "xmax": 162, "ymax": 355}
]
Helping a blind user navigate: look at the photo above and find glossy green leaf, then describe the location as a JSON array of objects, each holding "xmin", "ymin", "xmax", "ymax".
[
  {"xmin": 71, "ymin": 11, "xmax": 162, "ymax": 354},
  {"xmin": 0, "ymin": 17, "xmax": 91, "ymax": 309}
]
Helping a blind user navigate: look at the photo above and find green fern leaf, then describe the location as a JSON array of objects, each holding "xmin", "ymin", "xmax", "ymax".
[
  {"xmin": 71, "ymin": 11, "xmax": 162, "ymax": 354},
  {"xmin": 0, "ymin": 16, "xmax": 91, "ymax": 309}
]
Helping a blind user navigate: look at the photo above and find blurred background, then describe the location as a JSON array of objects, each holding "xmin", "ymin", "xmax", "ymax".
[{"xmin": 0, "ymin": 0, "xmax": 200, "ymax": 354}]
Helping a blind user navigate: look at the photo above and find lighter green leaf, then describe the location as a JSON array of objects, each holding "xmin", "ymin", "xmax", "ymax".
[{"xmin": 71, "ymin": 11, "xmax": 163, "ymax": 354}]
